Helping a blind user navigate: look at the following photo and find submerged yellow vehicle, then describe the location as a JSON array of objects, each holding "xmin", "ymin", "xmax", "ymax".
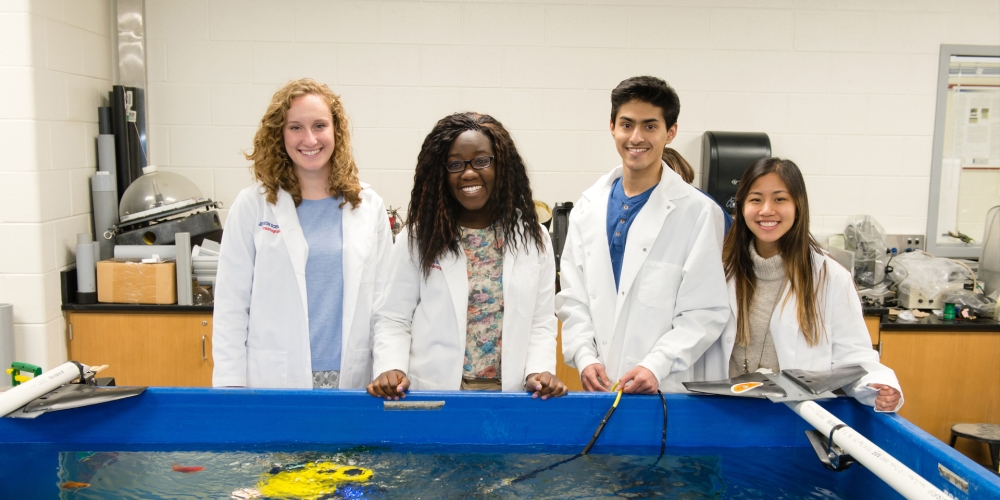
[{"xmin": 231, "ymin": 461, "xmax": 373, "ymax": 499}]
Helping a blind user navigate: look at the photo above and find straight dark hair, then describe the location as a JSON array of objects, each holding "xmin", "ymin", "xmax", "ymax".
[
  {"xmin": 610, "ymin": 76, "xmax": 681, "ymax": 127},
  {"xmin": 723, "ymin": 157, "xmax": 827, "ymax": 347},
  {"xmin": 407, "ymin": 112, "xmax": 545, "ymax": 277}
]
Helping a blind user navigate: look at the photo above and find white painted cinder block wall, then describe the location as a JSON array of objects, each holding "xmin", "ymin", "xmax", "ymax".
[
  {"xmin": 145, "ymin": 0, "xmax": 1000, "ymax": 236},
  {"xmin": 1, "ymin": 0, "xmax": 999, "ymax": 369},
  {"xmin": 0, "ymin": 0, "xmax": 113, "ymax": 369}
]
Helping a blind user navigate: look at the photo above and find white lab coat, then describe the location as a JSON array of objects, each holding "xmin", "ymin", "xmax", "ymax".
[
  {"xmin": 372, "ymin": 225, "xmax": 557, "ymax": 392},
  {"xmin": 556, "ymin": 164, "xmax": 729, "ymax": 393},
  {"xmin": 212, "ymin": 183, "xmax": 392, "ymax": 389},
  {"xmin": 698, "ymin": 251, "xmax": 904, "ymax": 410}
]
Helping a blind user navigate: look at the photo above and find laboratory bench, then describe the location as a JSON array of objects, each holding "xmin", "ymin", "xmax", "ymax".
[
  {"xmin": 60, "ymin": 269, "xmax": 214, "ymax": 388},
  {"xmin": 863, "ymin": 307, "xmax": 1000, "ymax": 466}
]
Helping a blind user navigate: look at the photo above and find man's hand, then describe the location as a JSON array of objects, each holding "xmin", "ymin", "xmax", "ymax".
[
  {"xmin": 618, "ymin": 366, "xmax": 659, "ymax": 394},
  {"xmin": 366, "ymin": 370, "xmax": 409, "ymax": 400},
  {"xmin": 580, "ymin": 363, "xmax": 611, "ymax": 392},
  {"xmin": 868, "ymin": 383, "xmax": 901, "ymax": 412},
  {"xmin": 525, "ymin": 371, "xmax": 569, "ymax": 400}
]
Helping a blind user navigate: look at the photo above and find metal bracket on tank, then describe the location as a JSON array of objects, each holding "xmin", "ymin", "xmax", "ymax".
[
  {"xmin": 762, "ymin": 366, "xmax": 869, "ymax": 403},
  {"xmin": 762, "ymin": 372, "xmax": 837, "ymax": 403},
  {"xmin": 806, "ymin": 424, "xmax": 856, "ymax": 472},
  {"xmin": 383, "ymin": 401, "xmax": 445, "ymax": 411}
]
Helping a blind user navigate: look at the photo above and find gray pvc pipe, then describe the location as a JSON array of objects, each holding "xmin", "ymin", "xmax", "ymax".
[
  {"xmin": 113, "ymin": 245, "xmax": 177, "ymax": 260},
  {"xmin": 92, "ymin": 171, "xmax": 118, "ymax": 261},
  {"xmin": 175, "ymin": 232, "xmax": 192, "ymax": 306},
  {"xmin": 76, "ymin": 233, "xmax": 96, "ymax": 294},
  {"xmin": 97, "ymin": 135, "xmax": 117, "ymax": 175},
  {"xmin": 0, "ymin": 304, "xmax": 13, "ymax": 387}
]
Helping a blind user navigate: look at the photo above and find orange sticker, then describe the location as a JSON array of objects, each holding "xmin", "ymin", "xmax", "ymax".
[{"xmin": 731, "ymin": 382, "xmax": 763, "ymax": 394}]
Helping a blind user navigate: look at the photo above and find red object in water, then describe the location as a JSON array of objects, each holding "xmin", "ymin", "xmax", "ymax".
[{"xmin": 172, "ymin": 464, "xmax": 205, "ymax": 473}]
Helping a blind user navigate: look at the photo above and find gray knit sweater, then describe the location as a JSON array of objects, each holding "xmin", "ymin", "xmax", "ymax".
[{"xmin": 729, "ymin": 243, "xmax": 785, "ymax": 377}]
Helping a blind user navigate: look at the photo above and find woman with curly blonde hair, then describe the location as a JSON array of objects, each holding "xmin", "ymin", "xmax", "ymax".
[{"xmin": 213, "ymin": 78, "xmax": 392, "ymax": 390}]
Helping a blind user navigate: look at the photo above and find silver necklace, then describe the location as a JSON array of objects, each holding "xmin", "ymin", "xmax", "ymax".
[
  {"xmin": 742, "ymin": 277, "xmax": 786, "ymax": 374},
  {"xmin": 743, "ymin": 328, "xmax": 771, "ymax": 375}
]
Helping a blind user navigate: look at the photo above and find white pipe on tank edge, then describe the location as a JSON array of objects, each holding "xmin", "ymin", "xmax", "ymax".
[
  {"xmin": 0, "ymin": 362, "xmax": 82, "ymax": 417},
  {"xmin": 785, "ymin": 401, "xmax": 950, "ymax": 500}
]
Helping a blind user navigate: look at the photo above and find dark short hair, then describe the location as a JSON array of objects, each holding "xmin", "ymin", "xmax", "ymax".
[{"xmin": 610, "ymin": 76, "xmax": 680, "ymax": 127}]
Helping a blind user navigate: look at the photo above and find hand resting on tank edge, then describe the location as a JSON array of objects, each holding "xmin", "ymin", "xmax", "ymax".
[
  {"xmin": 525, "ymin": 372, "xmax": 568, "ymax": 400},
  {"xmin": 367, "ymin": 370, "xmax": 409, "ymax": 400}
]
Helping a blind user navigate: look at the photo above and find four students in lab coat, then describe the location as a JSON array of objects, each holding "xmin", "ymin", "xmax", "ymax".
[{"xmin": 212, "ymin": 76, "xmax": 900, "ymax": 411}]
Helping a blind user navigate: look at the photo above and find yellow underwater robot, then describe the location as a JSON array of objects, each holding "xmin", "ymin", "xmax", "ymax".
[{"xmin": 231, "ymin": 461, "xmax": 373, "ymax": 499}]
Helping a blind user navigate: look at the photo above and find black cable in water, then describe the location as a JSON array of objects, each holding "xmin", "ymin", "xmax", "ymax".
[
  {"xmin": 652, "ymin": 390, "xmax": 667, "ymax": 465},
  {"xmin": 492, "ymin": 389, "xmax": 668, "ymax": 491},
  {"xmin": 499, "ymin": 389, "xmax": 623, "ymax": 488},
  {"xmin": 508, "ymin": 452, "xmax": 582, "ymax": 485},
  {"xmin": 582, "ymin": 388, "xmax": 623, "ymax": 455}
]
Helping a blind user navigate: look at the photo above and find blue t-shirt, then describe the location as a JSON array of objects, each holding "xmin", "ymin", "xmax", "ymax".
[
  {"xmin": 606, "ymin": 177, "xmax": 656, "ymax": 290},
  {"xmin": 296, "ymin": 197, "xmax": 344, "ymax": 372}
]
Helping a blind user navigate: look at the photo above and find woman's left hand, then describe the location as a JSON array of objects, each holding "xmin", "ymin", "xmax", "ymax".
[
  {"xmin": 525, "ymin": 372, "xmax": 568, "ymax": 400},
  {"xmin": 869, "ymin": 383, "xmax": 901, "ymax": 412}
]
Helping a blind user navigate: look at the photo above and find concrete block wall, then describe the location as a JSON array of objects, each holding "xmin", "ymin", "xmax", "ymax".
[
  {"xmin": 1, "ymin": 0, "xmax": 998, "ymax": 368},
  {"xmin": 145, "ymin": 0, "xmax": 1000, "ymax": 237},
  {"xmin": 0, "ymin": 0, "xmax": 113, "ymax": 369}
]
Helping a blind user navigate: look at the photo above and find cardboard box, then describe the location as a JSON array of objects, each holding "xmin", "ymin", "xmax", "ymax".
[{"xmin": 97, "ymin": 259, "xmax": 177, "ymax": 304}]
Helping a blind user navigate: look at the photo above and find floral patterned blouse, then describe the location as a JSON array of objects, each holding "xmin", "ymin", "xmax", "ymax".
[{"xmin": 460, "ymin": 226, "xmax": 504, "ymax": 380}]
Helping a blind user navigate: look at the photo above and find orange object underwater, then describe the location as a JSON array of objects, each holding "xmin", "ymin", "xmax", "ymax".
[
  {"xmin": 172, "ymin": 464, "xmax": 205, "ymax": 473},
  {"xmin": 61, "ymin": 481, "xmax": 90, "ymax": 489}
]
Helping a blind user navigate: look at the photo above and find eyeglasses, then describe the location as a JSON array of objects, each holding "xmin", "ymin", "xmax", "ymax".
[{"xmin": 445, "ymin": 155, "xmax": 494, "ymax": 173}]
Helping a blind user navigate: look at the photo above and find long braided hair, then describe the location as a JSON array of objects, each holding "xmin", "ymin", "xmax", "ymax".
[{"xmin": 407, "ymin": 112, "xmax": 545, "ymax": 277}]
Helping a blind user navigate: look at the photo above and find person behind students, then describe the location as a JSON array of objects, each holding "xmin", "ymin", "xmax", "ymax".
[
  {"xmin": 556, "ymin": 76, "xmax": 729, "ymax": 394},
  {"xmin": 662, "ymin": 147, "xmax": 733, "ymax": 234},
  {"xmin": 699, "ymin": 158, "xmax": 903, "ymax": 411},
  {"xmin": 213, "ymin": 78, "xmax": 392, "ymax": 389},
  {"xmin": 367, "ymin": 112, "xmax": 567, "ymax": 400}
]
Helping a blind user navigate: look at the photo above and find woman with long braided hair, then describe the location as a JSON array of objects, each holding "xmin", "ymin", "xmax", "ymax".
[{"xmin": 368, "ymin": 112, "xmax": 567, "ymax": 399}]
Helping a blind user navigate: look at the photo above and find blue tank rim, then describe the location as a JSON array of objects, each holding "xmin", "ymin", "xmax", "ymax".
[{"xmin": 0, "ymin": 388, "xmax": 996, "ymax": 498}]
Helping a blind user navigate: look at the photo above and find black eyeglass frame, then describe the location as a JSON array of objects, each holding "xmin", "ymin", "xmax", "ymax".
[{"xmin": 444, "ymin": 155, "xmax": 495, "ymax": 173}]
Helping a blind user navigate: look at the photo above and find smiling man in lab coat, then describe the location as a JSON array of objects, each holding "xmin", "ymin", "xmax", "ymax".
[{"xmin": 556, "ymin": 76, "xmax": 729, "ymax": 394}]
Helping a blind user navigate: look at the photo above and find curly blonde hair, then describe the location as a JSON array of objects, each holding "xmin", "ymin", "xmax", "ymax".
[{"xmin": 246, "ymin": 78, "xmax": 362, "ymax": 208}]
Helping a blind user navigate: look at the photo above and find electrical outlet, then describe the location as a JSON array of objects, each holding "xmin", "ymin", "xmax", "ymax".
[{"xmin": 885, "ymin": 234, "xmax": 924, "ymax": 255}]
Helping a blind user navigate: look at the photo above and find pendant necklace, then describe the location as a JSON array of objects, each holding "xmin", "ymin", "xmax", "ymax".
[
  {"xmin": 742, "ymin": 279, "xmax": 784, "ymax": 375},
  {"xmin": 743, "ymin": 328, "xmax": 771, "ymax": 374}
]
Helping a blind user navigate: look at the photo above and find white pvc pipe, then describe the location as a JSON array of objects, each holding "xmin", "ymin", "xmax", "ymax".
[
  {"xmin": 786, "ymin": 401, "xmax": 949, "ymax": 500},
  {"xmin": 0, "ymin": 362, "xmax": 82, "ymax": 417}
]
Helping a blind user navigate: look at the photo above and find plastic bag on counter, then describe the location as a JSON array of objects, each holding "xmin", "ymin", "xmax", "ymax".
[
  {"xmin": 939, "ymin": 289, "xmax": 996, "ymax": 318},
  {"xmin": 887, "ymin": 252, "xmax": 973, "ymax": 299},
  {"xmin": 844, "ymin": 215, "xmax": 888, "ymax": 288}
]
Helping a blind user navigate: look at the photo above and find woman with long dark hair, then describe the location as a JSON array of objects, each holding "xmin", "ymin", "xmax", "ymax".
[
  {"xmin": 700, "ymin": 158, "xmax": 903, "ymax": 411},
  {"xmin": 367, "ymin": 112, "xmax": 567, "ymax": 399}
]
